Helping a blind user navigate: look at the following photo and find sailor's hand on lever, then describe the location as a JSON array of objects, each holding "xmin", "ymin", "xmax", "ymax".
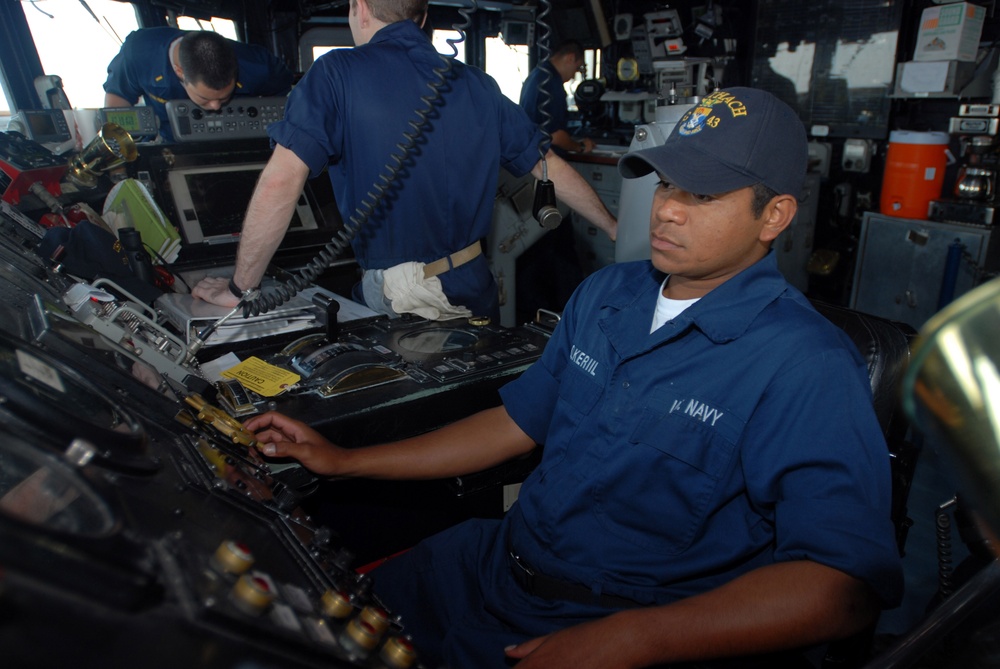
[
  {"xmin": 192, "ymin": 276, "xmax": 241, "ymax": 308},
  {"xmin": 245, "ymin": 411, "xmax": 348, "ymax": 477}
]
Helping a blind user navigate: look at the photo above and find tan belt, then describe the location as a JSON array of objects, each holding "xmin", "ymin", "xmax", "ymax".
[{"xmin": 423, "ymin": 242, "xmax": 482, "ymax": 279}]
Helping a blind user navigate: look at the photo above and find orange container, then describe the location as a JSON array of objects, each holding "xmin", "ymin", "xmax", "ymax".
[{"xmin": 880, "ymin": 130, "xmax": 951, "ymax": 219}]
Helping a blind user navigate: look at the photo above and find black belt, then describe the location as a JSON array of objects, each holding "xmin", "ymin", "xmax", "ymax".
[{"xmin": 507, "ymin": 545, "xmax": 640, "ymax": 609}]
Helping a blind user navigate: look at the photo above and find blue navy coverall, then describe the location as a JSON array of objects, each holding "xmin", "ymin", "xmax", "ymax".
[{"xmin": 373, "ymin": 251, "xmax": 904, "ymax": 669}]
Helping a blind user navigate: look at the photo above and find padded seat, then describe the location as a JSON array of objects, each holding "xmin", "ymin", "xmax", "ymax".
[
  {"xmin": 810, "ymin": 301, "xmax": 919, "ymax": 668},
  {"xmin": 811, "ymin": 300, "xmax": 919, "ymax": 554}
]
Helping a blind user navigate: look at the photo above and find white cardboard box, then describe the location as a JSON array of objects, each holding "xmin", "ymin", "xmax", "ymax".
[{"xmin": 913, "ymin": 1, "xmax": 986, "ymax": 62}]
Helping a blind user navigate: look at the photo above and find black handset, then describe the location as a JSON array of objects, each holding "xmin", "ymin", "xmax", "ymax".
[
  {"xmin": 532, "ymin": 177, "xmax": 562, "ymax": 229},
  {"xmin": 119, "ymin": 227, "xmax": 156, "ymax": 285}
]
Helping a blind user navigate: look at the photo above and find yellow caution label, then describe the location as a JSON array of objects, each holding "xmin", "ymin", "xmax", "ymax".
[{"xmin": 221, "ymin": 357, "xmax": 300, "ymax": 397}]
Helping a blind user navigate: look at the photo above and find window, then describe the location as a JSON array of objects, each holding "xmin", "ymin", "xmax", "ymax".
[
  {"xmin": 174, "ymin": 15, "xmax": 237, "ymax": 39},
  {"xmin": 21, "ymin": 0, "xmax": 139, "ymax": 110},
  {"xmin": 583, "ymin": 49, "xmax": 601, "ymax": 82},
  {"xmin": 751, "ymin": 0, "xmax": 903, "ymax": 138},
  {"xmin": 498, "ymin": 45, "xmax": 600, "ymax": 111},
  {"xmin": 299, "ymin": 27, "xmax": 354, "ymax": 71},
  {"xmin": 485, "ymin": 36, "xmax": 529, "ymax": 104},
  {"xmin": 567, "ymin": 48, "xmax": 600, "ymax": 112},
  {"xmin": 0, "ymin": 82, "xmax": 11, "ymax": 118},
  {"xmin": 432, "ymin": 29, "xmax": 467, "ymax": 63},
  {"xmin": 313, "ymin": 45, "xmax": 352, "ymax": 62},
  {"xmin": 300, "ymin": 28, "xmax": 465, "ymax": 73}
]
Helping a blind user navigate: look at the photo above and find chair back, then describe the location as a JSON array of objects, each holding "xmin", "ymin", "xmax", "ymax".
[
  {"xmin": 811, "ymin": 300, "xmax": 919, "ymax": 669},
  {"xmin": 811, "ymin": 300, "xmax": 919, "ymax": 552}
]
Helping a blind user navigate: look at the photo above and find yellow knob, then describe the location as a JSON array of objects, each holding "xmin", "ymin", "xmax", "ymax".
[
  {"xmin": 230, "ymin": 573, "xmax": 274, "ymax": 615},
  {"xmin": 320, "ymin": 589, "xmax": 354, "ymax": 619},
  {"xmin": 211, "ymin": 540, "xmax": 254, "ymax": 575},
  {"xmin": 379, "ymin": 636, "xmax": 418, "ymax": 668},
  {"xmin": 359, "ymin": 605, "xmax": 390, "ymax": 635},
  {"xmin": 343, "ymin": 617, "xmax": 380, "ymax": 651}
]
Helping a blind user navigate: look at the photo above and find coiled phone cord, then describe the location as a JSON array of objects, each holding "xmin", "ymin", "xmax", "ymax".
[
  {"xmin": 534, "ymin": 0, "xmax": 556, "ymax": 164},
  {"xmin": 528, "ymin": 0, "xmax": 564, "ymax": 229}
]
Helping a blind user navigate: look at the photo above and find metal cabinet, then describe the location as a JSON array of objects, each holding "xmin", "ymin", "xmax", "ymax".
[
  {"xmin": 568, "ymin": 159, "xmax": 620, "ymax": 275},
  {"xmin": 850, "ymin": 212, "xmax": 999, "ymax": 329}
]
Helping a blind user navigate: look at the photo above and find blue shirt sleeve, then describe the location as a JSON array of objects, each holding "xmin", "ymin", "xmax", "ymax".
[
  {"xmin": 268, "ymin": 55, "xmax": 343, "ymax": 178},
  {"xmin": 103, "ymin": 30, "xmax": 144, "ymax": 103},
  {"xmin": 231, "ymin": 41, "xmax": 294, "ymax": 96},
  {"xmin": 742, "ymin": 346, "xmax": 904, "ymax": 606},
  {"xmin": 498, "ymin": 96, "xmax": 548, "ymax": 178}
]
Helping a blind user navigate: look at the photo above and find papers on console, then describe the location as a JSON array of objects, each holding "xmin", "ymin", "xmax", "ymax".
[{"xmin": 156, "ymin": 292, "xmax": 321, "ymax": 346}]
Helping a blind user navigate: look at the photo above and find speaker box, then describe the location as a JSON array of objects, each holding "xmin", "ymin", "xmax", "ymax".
[{"xmin": 613, "ymin": 13, "xmax": 633, "ymax": 41}]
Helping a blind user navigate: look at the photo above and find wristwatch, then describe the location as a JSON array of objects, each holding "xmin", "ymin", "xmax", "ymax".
[{"xmin": 228, "ymin": 278, "xmax": 258, "ymax": 299}]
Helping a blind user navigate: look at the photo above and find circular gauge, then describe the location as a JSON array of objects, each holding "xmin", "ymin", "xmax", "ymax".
[
  {"xmin": 0, "ymin": 334, "xmax": 155, "ymax": 473},
  {"xmin": 397, "ymin": 328, "xmax": 479, "ymax": 354},
  {"xmin": 0, "ymin": 434, "xmax": 117, "ymax": 537},
  {"xmin": 617, "ymin": 58, "xmax": 640, "ymax": 82}
]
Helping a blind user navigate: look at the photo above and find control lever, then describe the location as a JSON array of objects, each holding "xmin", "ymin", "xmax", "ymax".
[
  {"xmin": 326, "ymin": 299, "xmax": 341, "ymax": 340},
  {"xmin": 310, "ymin": 291, "xmax": 341, "ymax": 340}
]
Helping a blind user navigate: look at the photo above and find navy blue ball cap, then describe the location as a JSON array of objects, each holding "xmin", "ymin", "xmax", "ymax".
[{"xmin": 618, "ymin": 87, "xmax": 807, "ymax": 198}]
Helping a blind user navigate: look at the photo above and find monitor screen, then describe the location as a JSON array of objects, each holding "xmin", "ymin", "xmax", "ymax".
[
  {"xmin": 104, "ymin": 109, "xmax": 141, "ymax": 134},
  {"xmin": 167, "ymin": 163, "xmax": 317, "ymax": 245},
  {"xmin": 27, "ymin": 112, "xmax": 57, "ymax": 137},
  {"xmin": 99, "ymin": 107, "xmax": 158, "ymax": 138},
  {"xmin": 20, "ymin": 110, "xmax": 70, "ymax": 144}
]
